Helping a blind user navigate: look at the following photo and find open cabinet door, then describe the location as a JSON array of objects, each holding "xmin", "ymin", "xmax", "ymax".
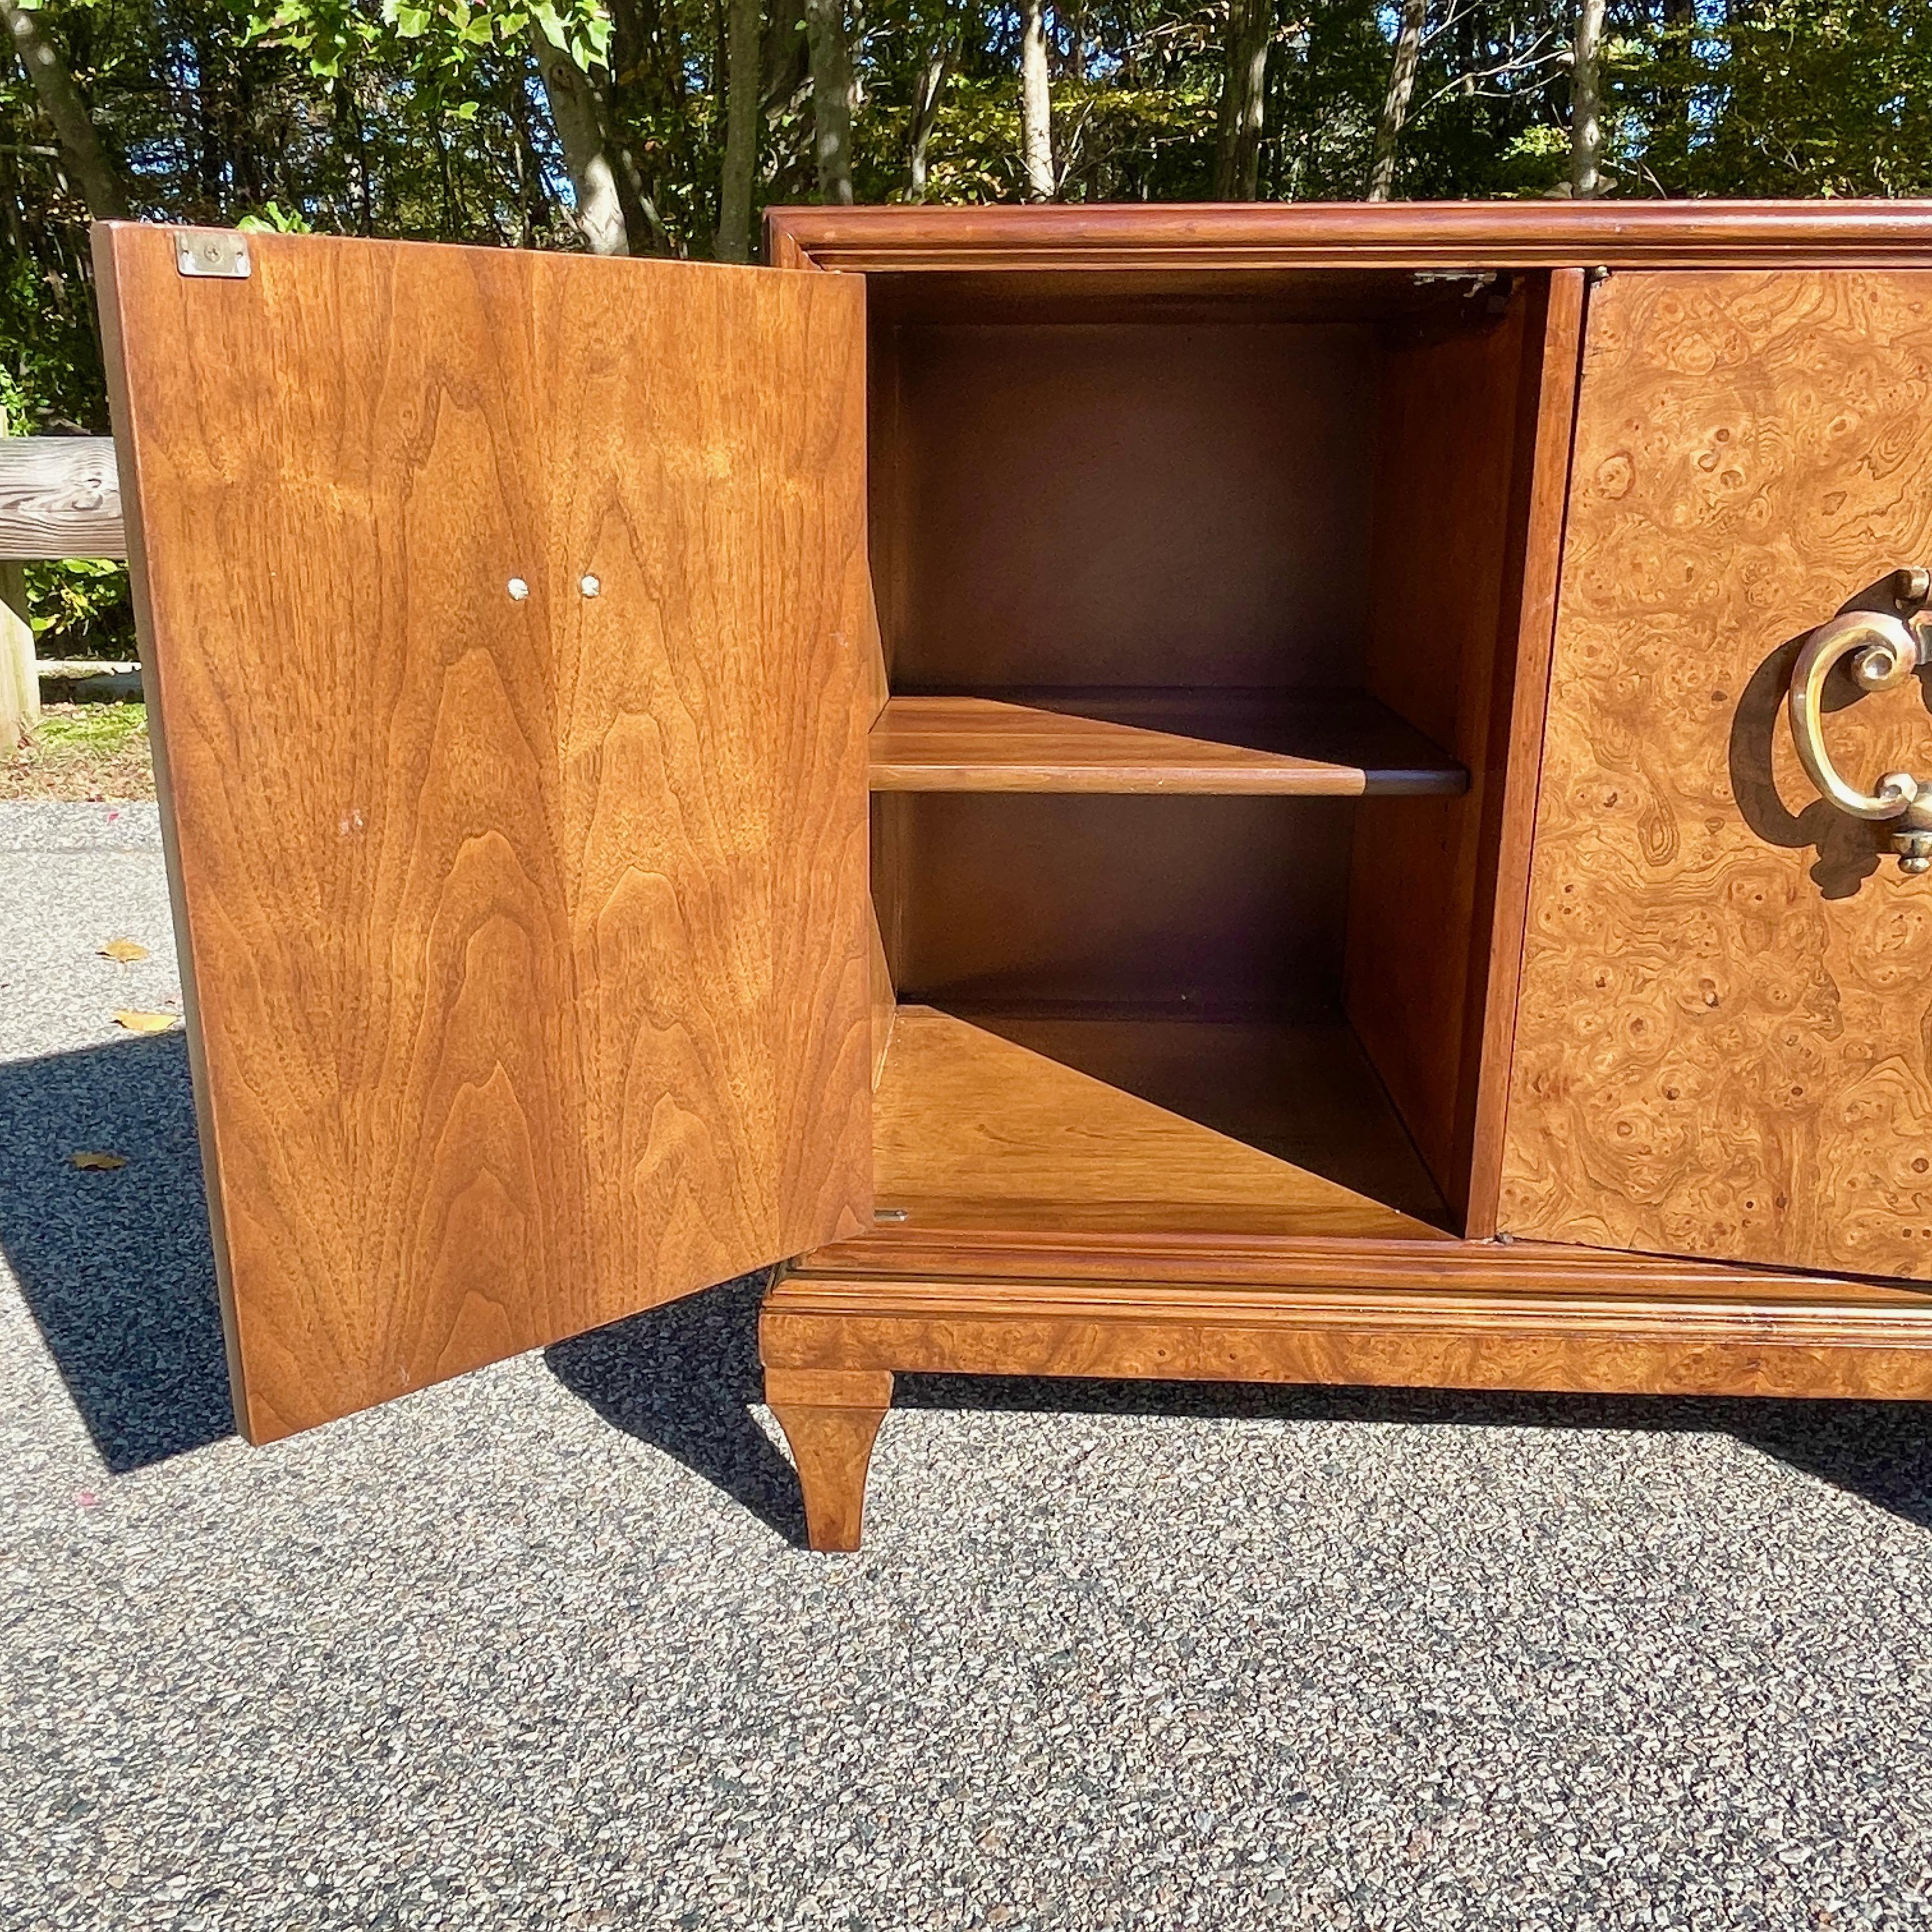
[
  {"xmin": 1501, "ymin": 270, "xmax": 1932, "ymax": 1282},
  {"xmin": 95, "ymin": 224, "xmax": 875, "ymax": 1441}
]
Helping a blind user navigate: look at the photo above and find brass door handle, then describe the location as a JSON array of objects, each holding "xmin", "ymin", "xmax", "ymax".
[{"xmin": 1788, "ymin": 574, "xmax": 1932, "ymax": 875}]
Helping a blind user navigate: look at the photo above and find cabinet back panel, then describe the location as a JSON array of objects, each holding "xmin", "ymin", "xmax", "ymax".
[
  {"xmin": 889, "ymin": 793, "xmax": 1353, "ymax": 1015},
  {"xmin": 866, "ymin": 269, "xmax": 1507, "ymax": 329},
  {"xmin": 880, "ymin": 323, "xmax": 1380, "ymax": 690}
]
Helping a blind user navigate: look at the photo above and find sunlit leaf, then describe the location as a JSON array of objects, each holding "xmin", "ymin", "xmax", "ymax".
[{"xmin": 112, "ymin": 1009, "xmax": 179, "ymax": 1034}]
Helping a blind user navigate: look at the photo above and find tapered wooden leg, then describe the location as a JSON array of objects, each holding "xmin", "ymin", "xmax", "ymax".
[{"xmin": 765, "ymin": 1366, "xmax": 893, "ymax": 1552}]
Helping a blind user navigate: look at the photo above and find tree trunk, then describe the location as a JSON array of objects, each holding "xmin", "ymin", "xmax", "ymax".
[
  {"xmin": 1570, "ymin": 0, "xmax": 1607, "ymax": 198},
  {"xmin": 763, "ymin": 0, "xmax": 810, "ymax": 112},
  {"xmin": 1212, "ymin": 0, "xmax": 1272, "ymax": 201},
  {"xmin": 1019, "ymin": 0, "xmax": 1054, "ymax": 201},
  {"xmin": 803, "ymin": 0, "xmax": 855, "ymax": 204},
  {"xmin": 907, "ymin": 42, "xmax": 950, "ymax": 201},
  {"xmin": 599, "ymin": 0, "xmax": 678, "ymax": 254},
  {"xmin": 716, "ymin": 0, "xmax": 762, "ymax": 258},
  {"xmin": 1, "ymin": 0, "xmax": 128, "ymax": 219},
  {"xmin": 529, "ymin": 22, "xmax": 630, "ymax": 254},
  {"xmin": 1367, "ymin": 0, "xmax": 1425, "ymax": 202}
]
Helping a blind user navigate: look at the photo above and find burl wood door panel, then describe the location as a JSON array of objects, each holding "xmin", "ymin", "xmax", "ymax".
[
  {"xmin": 1502, "ymin": 270, "xmax": 1932, "ymax": 1282},
  {"xmin": 96, "ymin": 225, "xmax": 875, "ymax": 1439}
]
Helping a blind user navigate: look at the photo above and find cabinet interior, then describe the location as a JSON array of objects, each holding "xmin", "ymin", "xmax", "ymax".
[{"xmin": 862, "ymin": 266, "xmax": 1558, "ymax": 1246}]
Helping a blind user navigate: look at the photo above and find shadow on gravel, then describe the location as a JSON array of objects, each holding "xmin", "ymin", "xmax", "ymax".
[
  {"xmin": 544, "ymin": 1282, "xmax": 1932, "ymax": 1542},
  {"xmin": 894, "ymin": 1375, "xmax": 1932, "ymax": 1531},
  {"xmin": 545, "ymin": 1274, "xmax": 808, "ymax": 1543},
  {"xmin": 0, "ymin": 1032, "xmax": 233, "ymax": 1471},
  {"xmin": 8, "ymin": 1028, "xmax": 1932, "ymax": 1540},
  {"xmin": 1722, "ymin": 1399, "xmax": 1932, "ymax": 1528}
]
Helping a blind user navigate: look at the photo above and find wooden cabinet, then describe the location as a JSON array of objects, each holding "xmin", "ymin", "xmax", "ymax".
[{"xmin": 97, "ymin": 204, "xmax": 1932, "ymax": 1549}]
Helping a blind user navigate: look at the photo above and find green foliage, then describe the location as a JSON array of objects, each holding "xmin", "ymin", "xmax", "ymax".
[
  {"xmin": 4, "ymin": 0, "xmax": 1928, "ymax": 658},
  {"xmin": 1614, "ymin": 0, "xmax": 1932, "ymax": 198},
  {"xmin": 31, "ymin": 697, "xmax": 148, "ymax": 756},
  {"xmin": 22, "ymin": 561, "xmax": 132, "ymax": 656}
]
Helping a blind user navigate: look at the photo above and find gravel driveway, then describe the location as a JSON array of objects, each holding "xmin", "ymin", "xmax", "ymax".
[{"xmin": 4, "ymin": 800, "xmax": 1931, "ymax": 1930}]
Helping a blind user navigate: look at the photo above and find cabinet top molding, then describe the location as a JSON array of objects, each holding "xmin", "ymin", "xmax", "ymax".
[{"xmin": 766, "ymin": 199, "xmax": 1932, "ymax": 273}]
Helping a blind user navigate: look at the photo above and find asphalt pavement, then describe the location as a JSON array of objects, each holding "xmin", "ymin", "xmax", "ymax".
[{"xmin": 3, "ymin": 801, "xmax": 1931, "ymax": 1929}]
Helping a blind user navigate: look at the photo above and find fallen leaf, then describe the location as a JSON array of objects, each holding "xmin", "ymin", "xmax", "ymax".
[
  {"xmin": 112, "ymin": 1009, "xmax": 178, "ymax": 1034},
  {"xmin": 98, "ymin": 938, "xmax": 150, "ymax": 963},
  {"xmin": 70, "ymin": 1151, "xmax": 128, "ymax": 1170}
]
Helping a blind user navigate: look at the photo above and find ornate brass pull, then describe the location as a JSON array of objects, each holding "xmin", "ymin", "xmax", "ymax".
[{"xmin": 1788, "ymin": 569, "xmax": 1932, "ymax": 875}]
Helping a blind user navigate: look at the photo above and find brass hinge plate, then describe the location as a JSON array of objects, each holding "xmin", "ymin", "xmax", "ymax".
[{"xmin": 174, "ymin": 229, "xmax": 252, "ymax": 280}]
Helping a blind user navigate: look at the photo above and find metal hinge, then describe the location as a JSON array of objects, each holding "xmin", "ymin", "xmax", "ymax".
[{"xmin": 174, "ymin": 229, "xmax": 251, "ymax": 279}]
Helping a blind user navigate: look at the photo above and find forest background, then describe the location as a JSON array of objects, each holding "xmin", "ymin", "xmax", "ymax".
[{"xmin": 4, "ymin": 0, "xmax": 1929, "ymax": 652}]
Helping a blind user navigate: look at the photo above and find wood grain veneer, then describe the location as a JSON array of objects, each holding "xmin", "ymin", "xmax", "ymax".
[
  {"xmin": 864, "ymin": 269, "xmax": 1505, "ymax": 329},
  {"xmin": 764, "ymin": 1263, "xmax": 1932, "ymax": 1404},
  {"xmin": 1501, "ymin": 269, "xmax": 1932, "ymax": 1284},
  {"xmin": 96, "ymin": 223, "xmax": 875, "ymax": 1441},
  {"xmin": 1342, "ymin": 280, "xmax": 1535, "ymax": 1213},
  {"xmin": 1344, "ymin": 268, "xmax": 1586, "ymax": 1228},
  {"xmin": 1462, "ymin": 268, "xmax": 1588, "ymax": 1238},
  {"xmin": 764, "ymin": 1366, "xmax": 894, "ymax": 1551},
  {"xmin": 753, "ymin": 208, "xmax": 1932, "ymax": 1551},
  {"xmin": 790, "ymin": 1222, "xmax": 1927, "ymax": 1303},
  {"xmin": 884, "ymin": 792, "xmax": 1358, "ymax": 1016},
  {"xmin": 962, "ymin": 1011, "xmax": 1451, "ymax": 1223},
  {"xmin": 868, "ymin": 691, "xmax": 1466, "ymax": 795},
  {"xmin": 781, "ymin": 1219, "xmax": 1932, "ymax": 1418},
  {"xmin": 767, "ymin": 1223, "xmax": 1932, "ymax": 1548},
  {"xmin": 871, "ymin": 1006, "xmax": 1446, "ymax": 1239},
  {"xmin": 879, "ymin": 319, "xmax": 1379, "ymax": 691}
]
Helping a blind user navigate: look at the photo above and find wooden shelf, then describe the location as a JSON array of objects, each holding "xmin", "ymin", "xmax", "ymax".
[
  {"xmin": 868, "ymin": 691, "xmax": 1468, "ymax": 796},
  {"xmin": 870, "ymin": 1006, "xmax": 1452, "ymax": 1240}
]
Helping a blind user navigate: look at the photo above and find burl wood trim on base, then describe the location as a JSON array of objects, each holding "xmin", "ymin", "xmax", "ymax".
[
  {"xmin": 764, "ymin": 1236, "xmax": 1932, "ymax": 1547},
  {"xmin": 767, "ymin": 1254, "xmax": 1932, "ymax": 1409},
  {"xmin": 765, "ymin": 1366, "xmax": 894, "ymax": 1551}
]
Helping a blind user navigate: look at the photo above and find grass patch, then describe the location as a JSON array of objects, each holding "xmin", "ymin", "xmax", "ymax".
[{"xmin": 4, "ymin": 702, "xmax": 156, "ymax": 800}]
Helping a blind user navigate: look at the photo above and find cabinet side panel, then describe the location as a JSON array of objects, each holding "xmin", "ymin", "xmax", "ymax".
[
  {"xmin": 96, "ymin": 225, "xmax": 874, "ymax": 1439},
  {"xmin": 1346, "ymin": 275, "xmax": 1578, "ymax": 1220},
  {"xmin": 1462, "ymin": 268, "xmax": 1588, "ymax": 1235},
  {"xmin": 1501, "ymin": 270, "xmax": 1932, "ymax": 1282},
  {"xmin": 864, "ymin": 298, "xmax": 904, "ymax": 1082}
]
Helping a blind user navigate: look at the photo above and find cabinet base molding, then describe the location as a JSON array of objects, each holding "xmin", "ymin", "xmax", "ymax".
[{"xmin": 763, "ymin": 1241, "xmax": 1932, "ymax": 1548}]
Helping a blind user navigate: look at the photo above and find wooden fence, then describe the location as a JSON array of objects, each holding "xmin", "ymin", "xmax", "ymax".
[{"xmin": 1, "ymin": 431, "xmax": 128, "ymax": 740}]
